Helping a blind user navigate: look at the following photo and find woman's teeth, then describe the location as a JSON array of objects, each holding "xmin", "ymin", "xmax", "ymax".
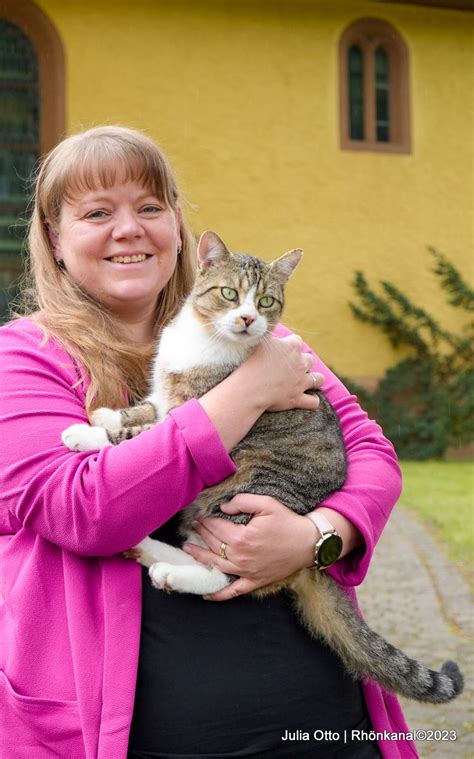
[{"xmin": 109, "ymin": 254, "xmax": 147, "ymax": 264}]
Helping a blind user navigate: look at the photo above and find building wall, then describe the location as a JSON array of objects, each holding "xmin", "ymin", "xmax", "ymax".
[{"xmin": 34, "ymin": 0, "xmax": 473, "ymax": 379}]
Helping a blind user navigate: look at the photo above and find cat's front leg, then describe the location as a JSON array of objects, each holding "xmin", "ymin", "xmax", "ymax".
[
  {"xmin": 62, "ymin": 424, "xmax": 112, "ymax": 451},
  {"xmin": 91, "ymin": 401, "xmax": 158, "ymax": 430},
  {"xmin": 90, "ymin": 407, "xmax": 122, "ymax": 431}
]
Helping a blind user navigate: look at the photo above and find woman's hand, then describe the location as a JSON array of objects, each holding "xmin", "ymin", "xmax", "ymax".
[
  {"xmin": 199, "ymin": 335, "xmax": 323, "ymax": 452},
  {"xmin": 182, "ymin": 494, "xmax": 318, "ymax": 601},
  {"xmin": 242, "ymin": 334, "xmax": 323, "ymax": 412}
]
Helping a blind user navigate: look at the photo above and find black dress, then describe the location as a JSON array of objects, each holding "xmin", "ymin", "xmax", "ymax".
[{"xmin": 128, "ymin": 515, "xmax": 381, "ymax": 759}]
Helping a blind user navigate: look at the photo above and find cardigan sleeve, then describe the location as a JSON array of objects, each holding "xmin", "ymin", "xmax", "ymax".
[
  {"xmin": 0, "ymin": 320, "xmax": 236, "ymax": 556},
  {"xmin": 273, "ymin": 324, "xmax": 402, "ymax": 587}
]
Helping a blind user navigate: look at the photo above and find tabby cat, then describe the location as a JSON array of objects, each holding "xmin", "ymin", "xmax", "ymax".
[{"xmin": 63, "ymin": 230, "xmax": 463, "ymax": 705}]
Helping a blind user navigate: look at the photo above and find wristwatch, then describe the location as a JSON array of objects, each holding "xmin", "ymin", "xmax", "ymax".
[{"xmin": 306, "ymin": 511, "xmax": 343, "ymax": 570}]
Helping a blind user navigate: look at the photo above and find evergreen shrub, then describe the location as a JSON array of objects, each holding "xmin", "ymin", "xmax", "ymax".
[{"xmin": 342, "ymin": 248, "xmax": 473, "ymax": 459}]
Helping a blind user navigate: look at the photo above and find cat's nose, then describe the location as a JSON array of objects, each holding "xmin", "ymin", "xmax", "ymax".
[{"xmin": 241, "ymin": 315, "xmax": 255, "ymax": 328}]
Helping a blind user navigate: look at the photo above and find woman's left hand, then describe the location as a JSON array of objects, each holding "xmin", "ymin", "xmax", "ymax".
[{"xmin": 181, "ymin": 494, "xmax": 317, "ymax": 601}]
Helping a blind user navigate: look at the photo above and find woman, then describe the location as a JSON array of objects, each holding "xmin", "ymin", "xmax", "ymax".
[{"xmin": 0, "ymin": 127, "xmax": 415, "ymax": 758}]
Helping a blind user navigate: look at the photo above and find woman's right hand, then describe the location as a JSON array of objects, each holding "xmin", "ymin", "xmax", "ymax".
[
  {"xmin": 199, "ymin": 334, "xmax": 322, "ymax": 452},
  {"xmin": 239, "ymin": 334, "xmax": 322, "ymax": 412}
]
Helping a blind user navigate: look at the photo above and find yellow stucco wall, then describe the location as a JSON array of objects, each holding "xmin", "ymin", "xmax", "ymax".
[{"xmin": 33, "ymin": 0, "xmax": 473, "ymax": 379}]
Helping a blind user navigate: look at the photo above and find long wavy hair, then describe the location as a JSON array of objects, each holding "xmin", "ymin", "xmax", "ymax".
[{"xmin": 15, "ymin": 126, "xmax": 196, "ymax": 414}]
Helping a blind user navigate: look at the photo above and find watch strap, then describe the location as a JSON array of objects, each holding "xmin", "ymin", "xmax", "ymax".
[{"xmin": 306, "ymin": 511, "xmax": 337, "ymax": 540}]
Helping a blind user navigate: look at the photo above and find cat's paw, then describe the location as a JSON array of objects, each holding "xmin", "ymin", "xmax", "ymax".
[
  {"xmin": 62, "ymin": 424, "xmax": 112, "ymax": 451},
  {"xmin": 149, "ymin": 563, "xmax": 175, "ymax": 592},
  {"xmin": 148, "ymin": 562, "xmax": 230, "ymax": 595},
  {"xmin": 90, "ymin": 407, "xmax": 122, "ymax": 431}
]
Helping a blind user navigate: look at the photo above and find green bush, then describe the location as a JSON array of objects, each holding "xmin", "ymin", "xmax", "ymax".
[{"xmin": 343, "ymin": 248, "xmax": 473, "ymax": 459}]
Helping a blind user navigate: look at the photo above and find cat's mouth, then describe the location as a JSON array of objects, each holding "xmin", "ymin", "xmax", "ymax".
[{"xmin": 227, "ymin": 327, "xmax": 261, "ymax": 342}]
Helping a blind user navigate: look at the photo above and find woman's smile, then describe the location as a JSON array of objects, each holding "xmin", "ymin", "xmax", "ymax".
[{"xmin": 106, "ymin": 253, "xmax": 150, "ymax": 264}]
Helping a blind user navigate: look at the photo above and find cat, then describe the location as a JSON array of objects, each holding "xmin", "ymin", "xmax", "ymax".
[{"xmin": 62, "ymin": 230, "xmax": 464, "ymax": 705}]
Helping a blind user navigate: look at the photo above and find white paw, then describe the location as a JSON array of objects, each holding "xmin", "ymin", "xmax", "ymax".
[
  {"xmin": 149, "ymin": 563, "xmax": 178, "ymax": 591},
  {"xmin": 62, "ymin": 424, "xmax": 112, "ymax": 451},
  {"xmin": 148, "ymin": 562, "xmax": 230, "ymax": 595},
  {"xmin": 90, "ymin": 407, "xmax": 122, "ymax": 431}
]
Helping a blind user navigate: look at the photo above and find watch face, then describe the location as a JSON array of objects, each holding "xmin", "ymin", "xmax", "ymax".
[{"xmin": 318, "ymin": 535, "xmax": 343, "ymax": 567}]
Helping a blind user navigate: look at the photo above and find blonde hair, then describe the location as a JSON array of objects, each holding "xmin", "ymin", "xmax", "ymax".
[{"xmin": 16, "ymin": 126, "xmax": 196, "ymax": 413}]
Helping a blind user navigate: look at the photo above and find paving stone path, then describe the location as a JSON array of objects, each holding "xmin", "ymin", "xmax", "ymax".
[{"xmin": 357, "ymin": 507, "xmax": 473, "ymax": 758}]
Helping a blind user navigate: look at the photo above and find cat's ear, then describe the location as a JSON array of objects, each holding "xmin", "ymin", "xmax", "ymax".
[
  {"xmin": 270, "ymin": 249, "xmax": 303, "ymax": 284},
  {"xmin": 197, "ymin": 231, "xmax": 231, "ymax": 269}
]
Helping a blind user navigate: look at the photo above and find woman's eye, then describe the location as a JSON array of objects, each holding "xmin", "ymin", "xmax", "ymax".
[
  {"xmin": 221, "ymin": 287, "xmax": 239, "ymax": 302},
  {"xmin": 85, "ymin": 209, "xmax": 109, "ymax": 219},
  {"xmin": 259, "ymin": 295, "xmax": 275, "ymax": 308},
  {"xmin": 140, "ymin": 205, "xmax": 162, "ymax": 214}
]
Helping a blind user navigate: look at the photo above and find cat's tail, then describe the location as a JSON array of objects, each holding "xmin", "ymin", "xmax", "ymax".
[{"xmin": 291, "ymin": 569, "xmax": 464, "ymax": 704}]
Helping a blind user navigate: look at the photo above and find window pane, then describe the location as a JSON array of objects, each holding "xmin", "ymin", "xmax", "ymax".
[
  {"xmin": 348, "ymin": 45, "xmax": 364, "ymax": 140},
  {"xmin": 0, "ymin": 19, "xmax": 38, "ymax": 83},
  {"xmin": 375, "ymin": 47, "xmax": 390, "ymax": 142},
  {"xmin": 0, "ymin": 20, "xmax": 39, "ymax": 321},
  {"xmin": 0, "ymin": 149, "xmax": 37, "ymax": 203},
  {"xmin": 0, "ymin": 89, "xmax": 39, "ymax": 145}
]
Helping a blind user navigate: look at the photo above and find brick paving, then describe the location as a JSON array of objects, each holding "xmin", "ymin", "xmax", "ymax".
[{"xmin": 357, "ymin": 507, "xmax": 473, "ymax": 758}]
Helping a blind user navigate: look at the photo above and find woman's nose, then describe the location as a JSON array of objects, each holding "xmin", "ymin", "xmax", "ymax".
[{"xmin": 111, "ymin": 210, "xmax": 145, "ymax": 240}]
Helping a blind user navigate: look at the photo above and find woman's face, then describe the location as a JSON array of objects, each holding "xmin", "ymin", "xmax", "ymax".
[{"xmin": 50, "ymin": 179, "xmax": 181, "ymax": 323}]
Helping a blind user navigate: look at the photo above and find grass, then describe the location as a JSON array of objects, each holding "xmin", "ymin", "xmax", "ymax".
[{"xmin": 399, "ymin": 461, "xmax": 474, "ymax": 577}]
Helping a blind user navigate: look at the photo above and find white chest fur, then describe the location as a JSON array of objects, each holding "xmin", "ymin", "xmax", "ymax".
[
  {"xmin": 159, "ymin": 301, "xmax": 250, "ymax": 372},
  {"xmin": 147, "ymin": 301, "xmax": 251, "ymax": 417}
]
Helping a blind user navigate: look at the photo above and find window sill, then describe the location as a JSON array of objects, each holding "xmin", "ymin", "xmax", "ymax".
[{"xmin": 340, "ymin": 139, "xmax": 411, "ymax": 155}]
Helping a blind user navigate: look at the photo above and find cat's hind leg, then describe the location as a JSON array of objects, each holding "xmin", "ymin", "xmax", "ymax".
[
  {"xmin": 130, "ymin": 536, "xmax": 201, "ymax": 568},
  {"xmin": 149, "ymin": 562, "xmax": 230, "ymax": 595},
  {"xmin": 130, "ymin": 536, "xmax": 230, "ymax": 595}
]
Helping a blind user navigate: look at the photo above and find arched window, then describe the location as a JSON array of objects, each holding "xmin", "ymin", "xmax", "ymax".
[
  {"xmin": 339, "ymin": 18, "xmax": 410, "ymax": 153},
  {"xmin": 0, "ymin": 0, "xmax": 65, "ymax": 321}
]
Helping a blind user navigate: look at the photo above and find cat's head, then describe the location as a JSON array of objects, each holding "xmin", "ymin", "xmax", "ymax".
[{"xmin": 190, "ymin": 230, "xmax": 302, "ymax": 346}]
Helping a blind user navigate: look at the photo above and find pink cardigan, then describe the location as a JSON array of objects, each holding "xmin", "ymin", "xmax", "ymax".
[{"xmin": 0, "ymin": 318, "xmax": 417, "ymax": 758}]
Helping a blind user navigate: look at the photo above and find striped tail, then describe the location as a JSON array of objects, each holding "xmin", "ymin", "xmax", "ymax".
[{"xmin": 291, "ymin": 569, "xmax": 464, "ymax": 704}]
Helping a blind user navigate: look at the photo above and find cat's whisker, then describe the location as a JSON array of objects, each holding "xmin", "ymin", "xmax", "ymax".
[
  {"xmin": 204, "ymin": 328, "xmax": 227, "ymax": 348},
  {"xmin": 276, "ymin": 323, "xmax": 324, "ymax": 338},
  {"xmin": 260, "ymin": 332, "xmax": 297, "ymax": 373},
  {"xmin": 259, "ymin": 332, "xmax": 276, "ymax": 359}
]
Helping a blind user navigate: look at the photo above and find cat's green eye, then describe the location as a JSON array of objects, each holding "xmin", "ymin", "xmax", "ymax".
[
  {"xmin": 221, "ymin": 287, "xmax": 239, "ymax": 302},
  {"xmin": 259, "ymin": 295, "xmax": 275, "ymax": 308}
]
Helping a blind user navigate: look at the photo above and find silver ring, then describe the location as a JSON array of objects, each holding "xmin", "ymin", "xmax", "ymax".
[{"xmin": 219, "ymin": 542, "xmax": 228, "ymax": 560}]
